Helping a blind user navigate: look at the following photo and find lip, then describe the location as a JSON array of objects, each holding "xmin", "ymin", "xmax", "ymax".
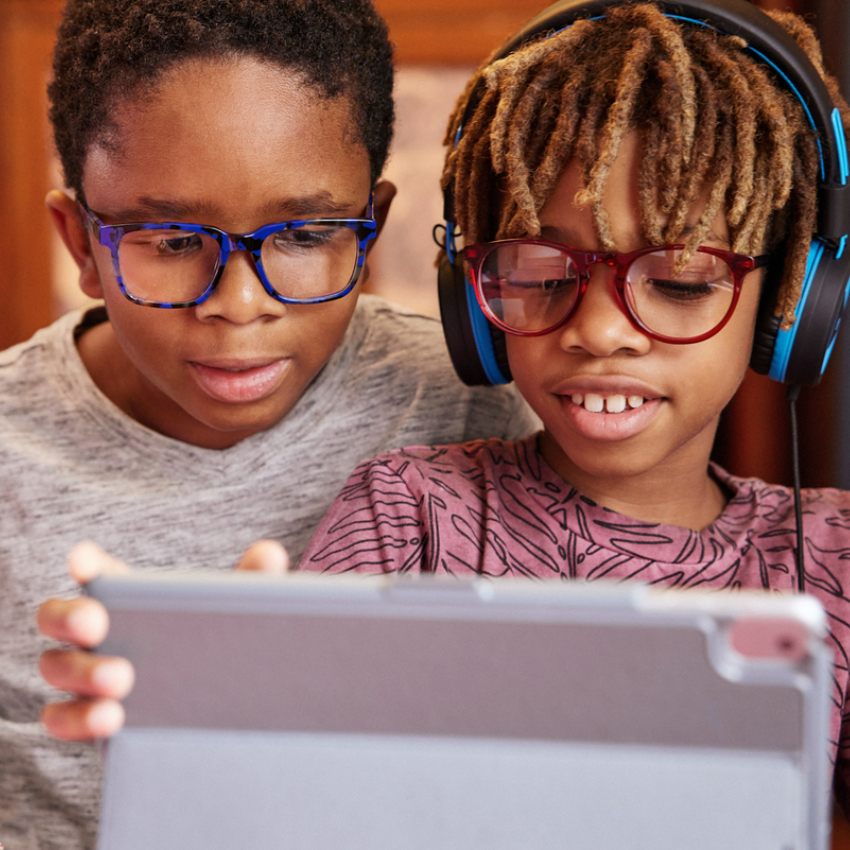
[
  {"xmin": 559, "ymin": 395, "xmax": 663, "ymax": 441},
  {"xmin": 189, "ymin": 358, "xmax": 291, "ymax": 404},
  {"xmin": 552, "ymin": 375, "xmax": 663, "ymax": 400},
  {"xmin": 552, "ymin": 376, "xmax": 666, "ymax": 442}
]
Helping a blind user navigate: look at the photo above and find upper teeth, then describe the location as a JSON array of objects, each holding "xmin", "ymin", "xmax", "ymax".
[{"xmin": 571, "ymin": 393, "xmax": 645, "ymax": 412}]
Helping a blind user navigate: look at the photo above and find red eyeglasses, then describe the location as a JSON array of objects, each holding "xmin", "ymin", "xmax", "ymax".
[{"xmin": 464, "ymin": 239, "xmax": 771, "ymax": 344}]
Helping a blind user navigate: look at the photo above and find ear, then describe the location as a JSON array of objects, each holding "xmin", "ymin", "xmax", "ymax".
[
  {"xmin": 370, "ymin": 179, "xmax": 396, "ymax": 243},
  {"xmin": 45, "ymin": 190, "xmax": 105, "ymax": 300}
]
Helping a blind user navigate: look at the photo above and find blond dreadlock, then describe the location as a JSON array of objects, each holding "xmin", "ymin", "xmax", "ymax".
[{"xmin": 442, "ymin": 3, "xmax": 850, "ymax": 329}]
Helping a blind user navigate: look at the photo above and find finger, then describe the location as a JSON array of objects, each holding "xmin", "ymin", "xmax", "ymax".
[
  {"xmin": 67, "ymin": 540, "xmax": 131, "ymax": 585},
  {"xmin": 39, "ymin": 649, "xmax": 135, "ymax": 699},
  {"xmin": 41, "ymin": 698, "xmax": 126, "ymax": 741},
  {"xmin": 235, "ymin": 539, "xmax": 290, "ymax": 574},
  {"xmin": 37, "ymin": 596, "xmax": 110, "ymax": 647}
]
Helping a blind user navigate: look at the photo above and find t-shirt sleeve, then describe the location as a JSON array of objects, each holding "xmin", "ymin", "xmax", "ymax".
[{"xmin": 297, "ymin": 452, "xmax": 428, "ymax": 574}]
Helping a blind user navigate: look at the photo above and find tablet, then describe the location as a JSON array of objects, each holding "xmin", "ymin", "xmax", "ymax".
[{"xmin": 87, "ymin": 571, "xmax": 833, "ymax": 850}]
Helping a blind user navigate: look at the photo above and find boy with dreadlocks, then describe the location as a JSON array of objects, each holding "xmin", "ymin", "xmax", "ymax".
[
  {"xmin": 4, "ymin": 0, "xmax": 537, "ymax": 846},
  {"xmin": 294, "ymin": 0, "xmax": 850, "ymax": 810}
]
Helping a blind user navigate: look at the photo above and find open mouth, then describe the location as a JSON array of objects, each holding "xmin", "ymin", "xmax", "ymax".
[
  {"xmin": 190, "ymin": 359, "xmax": 289, "ymax": 404},
  {"xmin": 570, "ymin": 393, "xmax": 646, "ymax": 413}
]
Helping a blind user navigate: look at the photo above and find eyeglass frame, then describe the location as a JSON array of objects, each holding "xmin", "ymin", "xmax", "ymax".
[
  {"xmin": 78, "ymin": 196, "xmax": 377, "ymax": 309},
  {"xmin": 464, "ymin": 239, "xmax": 772, "ymax": 345}
]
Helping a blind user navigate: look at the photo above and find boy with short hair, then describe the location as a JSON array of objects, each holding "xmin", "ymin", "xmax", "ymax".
[{"xmin": 0, "ymin": 1, "xmax": 536, "ymax": 846}]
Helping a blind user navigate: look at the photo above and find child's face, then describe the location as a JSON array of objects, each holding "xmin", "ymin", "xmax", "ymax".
[
  {"xmin": 505, "ymin": 133, "xmax": 764, "ymax": 504},
  {"xmin": 51, "ymin": 56, "xmax": 390, "ymax": 449}
]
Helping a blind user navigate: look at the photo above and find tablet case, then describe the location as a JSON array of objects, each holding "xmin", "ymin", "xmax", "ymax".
[{"xmin": 88, "ymin": 572, "xmax": 833, "ymax": 850}]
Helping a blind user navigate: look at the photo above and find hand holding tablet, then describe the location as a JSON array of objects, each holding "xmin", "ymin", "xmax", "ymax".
[{"xmin": 36, "ymin": 539, "xmax": 291, "ymax": 740}]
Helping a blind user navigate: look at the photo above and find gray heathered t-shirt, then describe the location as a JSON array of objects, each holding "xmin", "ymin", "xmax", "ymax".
[{"xmin": 0, "ymin": 294, "xmax": 538, "ymax": 850}]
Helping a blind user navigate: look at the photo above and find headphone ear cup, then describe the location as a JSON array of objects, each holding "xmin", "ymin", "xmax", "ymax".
[
  {"xmin": 437, "ymin": 253, "xmax": 511, "ymax": 386},
  {"xmin": 755, "ymin": 240, "xmax": 850, "ymax": 385}
]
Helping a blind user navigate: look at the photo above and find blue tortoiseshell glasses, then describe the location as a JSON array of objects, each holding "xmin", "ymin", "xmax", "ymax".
[{"xmin": 80, "ymin": 196, "xmax": 377, "ymax": 308}]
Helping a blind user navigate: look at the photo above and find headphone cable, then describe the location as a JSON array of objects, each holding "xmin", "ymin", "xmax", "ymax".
[{"xmin": 787, "ymin": 384, "xmax": 806, "ymax": 593}]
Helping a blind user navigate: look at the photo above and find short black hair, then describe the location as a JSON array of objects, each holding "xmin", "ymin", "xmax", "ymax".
[{"xmin": 49, "ymin": 0, "xmax": 395, "ymax": 201}]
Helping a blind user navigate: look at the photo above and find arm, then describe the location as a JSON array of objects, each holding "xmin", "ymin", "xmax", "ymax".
[
  {"xmin": 37, "ymin": 539, "xmax": 290, "ymax": 741},
  {"xmin": 299, "ymin": 450, "xmax": 444, "ymax": 574}
]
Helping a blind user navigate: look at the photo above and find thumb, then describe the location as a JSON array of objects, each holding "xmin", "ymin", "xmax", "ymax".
[{"xmin": 235, "ymin": 539, "xmax": 291, "ymax": 575}]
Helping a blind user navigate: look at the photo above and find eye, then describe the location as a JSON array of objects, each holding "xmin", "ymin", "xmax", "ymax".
[
  {"xmin": 647, "ymin": 278, "xmax": 713, "ymax": 301},
  {"xmin": 270, "ymin": 225, "xmax": 340, "ymax": 251},
  {"xmin": 155, "ymin": 234, "xmax": 204, "ymax": 256},
  {"xmin": 629, "ymin": 249, "xmax": 735, "ymax": 304},
  {"xmin": 646, "ymin": 277, "xmax": 733, "ymax": 302},
  {"xmin": 500, "ymin": 275, "xmax": 577, "ymax": 295},
  {"xmin": 124, "ymin": 229, "xmax": 206, "ymax": 258},
  {"xmin": 541, "ymin": 277, "xmax": 577, "ymax": 295}
]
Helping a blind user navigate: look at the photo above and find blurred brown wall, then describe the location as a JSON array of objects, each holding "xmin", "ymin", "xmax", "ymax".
[{"xmin": 0, "ymin": 0, "xmax": 63, "ymax": 349}]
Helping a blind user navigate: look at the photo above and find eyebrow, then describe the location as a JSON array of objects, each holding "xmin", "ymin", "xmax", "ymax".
[
  {"xmin": 97, "ymin": 192, "xmax": 361, "ymax": 224},
  {"xmin": 538, "ymin": 224, "xmax": 591, "ymax": 248},
  {"xmin": 677, "ymin": 224, "xmax": 732, "ymax": 249}
]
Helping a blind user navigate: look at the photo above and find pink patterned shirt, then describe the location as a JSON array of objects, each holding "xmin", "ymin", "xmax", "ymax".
[{"xmin": 300, "ymin": 434, "xmax": 850, "ymax": 810}]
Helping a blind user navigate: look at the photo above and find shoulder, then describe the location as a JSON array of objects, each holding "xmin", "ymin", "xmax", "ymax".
[
  {"xmin": 345, "ymin": 436, "xmax": 533, "ymax": 495},
  {"xmin": 338, "ymin": 296, "xmax": 539, "ymax": 441},
  {"xmin": 0, "ymin": 311, "xmax": 78, "ymax": 364},
  {"xmin": 717, "ymin": 465, "xmax": 850, "ymax": 530},
  {"xmin": 713, "ymin": 466, "xmax": 850, "ymax": 591},
  {"xmin": 350, "ymin": 294, "xmax": 446, "ymax": 349},
  {"xmin": 347, "ymin": 295, "xmax": 475, "ymax": 381},
  {"xmin": 338, "ymin": 295, "xmax": 458, "ymax": 387},
  {"xmin": 363, "ymin": 436, "xmax": 527, "ymax": 469},
  {"xmin": 0, "ymin": 311, "xmax": 86, "ymax": 402},
  {"xmin": 300, "ymin": 436, "xmax": 538, "ymax": 574},
  {"xmin": 0, "ymin": 311, "xmax": 123, "ymax": 460}
]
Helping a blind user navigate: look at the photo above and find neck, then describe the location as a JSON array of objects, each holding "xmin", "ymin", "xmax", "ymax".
[{"xmin": 539, "ymin": 430, "xmax": 729, "ymax": 531}]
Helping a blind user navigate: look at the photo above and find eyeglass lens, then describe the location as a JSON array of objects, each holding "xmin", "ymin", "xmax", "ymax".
[
  {"xmin": 474, "ymin": 243, "xmax": 737, "ymax": 339},
  {"xmin": 116, "ymin": 223, "xmax": 362, "ymax": 303}
]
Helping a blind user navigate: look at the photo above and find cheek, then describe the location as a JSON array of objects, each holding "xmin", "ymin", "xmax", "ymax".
[
  {"xmin": 111, "ymin": 309, "xmax": 190, "ymax": 372},
  {"xmin": 671, "ymin": 268, "xmax": 763, "ymax": 400},
  {"xmin": 723, "ymin": 279, "xmax": 762, "ymax": 371},
  {"xmin": 505, "ymin": 335, "xmax": 531, "ymax": 384},
  {"xmin": 505, "ymin": 334, "xmax": 554, "ymax": 403},
  {"xmin": 287, "ymin": 295, "xmax": 360, "ymax": 368},
  {"xmin": 83, "ymin": 242, "xmax": 120, "ymax": 300},
  {"xmin": 674, "ymin": 312, "xmax": 758, "ymax": 417}
]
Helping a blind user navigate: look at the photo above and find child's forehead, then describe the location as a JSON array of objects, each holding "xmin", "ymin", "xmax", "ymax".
[
  {"xmin": 95, "ymin": 55, "xmax": 365, "ymax": 161},
  {"xmin": 534, "ymin": 134, "xmax": 732, "ymax": 252},
  {"xmin": 108, "ymin": 54, "xmax": 359, "ymax": 131},
  {"xmin": 84, "ymin": 55, "xmax": 351, "ymax": 168},
  {"xmin": 82, "ymin": 55, "xmax": 372, "ymax": 226}
]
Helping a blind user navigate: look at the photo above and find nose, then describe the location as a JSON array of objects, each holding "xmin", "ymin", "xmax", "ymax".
[
  {"xmin": 555, "ymin": 262, "xmax": 651, "ymax": 356},
  {"xmin": 194, "ymin": 248, "xmax": 286, "ymax": 324}
]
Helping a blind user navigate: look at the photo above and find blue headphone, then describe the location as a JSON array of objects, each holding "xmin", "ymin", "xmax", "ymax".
[{"xmin": 438, "ymin": 0, "xmax": 850, "ymax": 387}]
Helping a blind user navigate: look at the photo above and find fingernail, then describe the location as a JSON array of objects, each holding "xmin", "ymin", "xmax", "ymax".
[
  {"xmin": 86, "ymin": 701, "xmax": 124, "ymax": 736},
  {"xmin": 91, "ymin": 658, "xmax": 134, "ymax": 694}
]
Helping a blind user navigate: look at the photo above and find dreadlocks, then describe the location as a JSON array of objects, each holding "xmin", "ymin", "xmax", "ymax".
[{"xmin": 442, "ymin": 3, "xmax": 849, "ymax": 328}]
